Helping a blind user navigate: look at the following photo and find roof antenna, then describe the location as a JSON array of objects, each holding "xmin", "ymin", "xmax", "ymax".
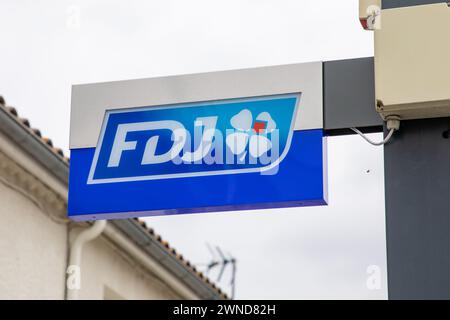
[{"xmin": 197, "ymin": 243, "xmax": 237, "ymax": 299}]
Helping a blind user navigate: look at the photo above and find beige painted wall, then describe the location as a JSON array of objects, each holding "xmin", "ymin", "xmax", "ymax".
[
  {"xmin": 0, "ymin": 152, "xmax": 181, "ymax": 300},
  {"xmin": 0, "ymin": 181, "xmax": 67, "ymax": 299},
  {"xmin": 80, "ymin": 236, "xmax": 181, "ymax": 300}
]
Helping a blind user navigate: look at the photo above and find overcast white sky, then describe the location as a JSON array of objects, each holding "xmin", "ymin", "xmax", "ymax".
[{"xmin": 0, "ymin": 0, "xmax": 387, "ymax": 299}]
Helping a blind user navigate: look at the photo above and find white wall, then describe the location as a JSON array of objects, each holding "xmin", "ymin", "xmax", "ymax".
[
  {"xmin": 0, "ymin": 181, "xmax": 67, "ymax": 299},
  {"xmin": 0, "ymin": 149, "xmax": 183, "ymax": 300},
  {"xmin": 80, "ymin": 236, "xmax": 181, "ymax": 299}
]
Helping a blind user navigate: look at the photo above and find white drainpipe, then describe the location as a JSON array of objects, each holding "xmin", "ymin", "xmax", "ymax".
[
  {"xmin": 65, "ymin": 220, "xmax": 198, "ymax": 300},
  {"xmin": 66, "ymin": 220, "xmax": 107, "ymax": 300}
]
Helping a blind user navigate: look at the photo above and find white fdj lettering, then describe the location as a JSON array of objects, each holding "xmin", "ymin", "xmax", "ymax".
[{"xmin": 107, "ymin": 116, "xmax": 218, "ymax": 167}]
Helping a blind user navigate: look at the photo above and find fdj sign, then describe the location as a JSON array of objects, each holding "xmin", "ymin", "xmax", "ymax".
[
  {"xmin": 68, "ymin": 62, "xmax": 327, "ymax": 220},
  {"xmin": 89, "ymin": 95, "xmax": 297, "ymax": 184}
]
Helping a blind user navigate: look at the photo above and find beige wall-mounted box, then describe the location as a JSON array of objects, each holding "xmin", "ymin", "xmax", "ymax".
[{"xmin": 375, "ymin": 3, "xmax": 450, "ymax": 120}]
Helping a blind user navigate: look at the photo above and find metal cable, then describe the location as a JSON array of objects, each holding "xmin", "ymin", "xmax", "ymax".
[{"xmin": 350, "ymin": 127, "xmax": 395, "ymax": 146}]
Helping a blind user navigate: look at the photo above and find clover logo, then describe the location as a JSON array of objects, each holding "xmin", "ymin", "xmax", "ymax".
[{"xmin": 226, "ymin": 109, "xmax": 276, "ymax": 161}]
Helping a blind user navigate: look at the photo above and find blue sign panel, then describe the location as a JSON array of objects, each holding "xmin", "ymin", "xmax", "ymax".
[{"xmin": 68, "ymin": 93, "xmax": 327, "ymax": 220}]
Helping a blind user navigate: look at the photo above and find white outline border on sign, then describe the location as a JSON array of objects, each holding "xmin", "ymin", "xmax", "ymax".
[{"xmin": 87, "ymin": 93, "xmax": 301, "ymax": 184}]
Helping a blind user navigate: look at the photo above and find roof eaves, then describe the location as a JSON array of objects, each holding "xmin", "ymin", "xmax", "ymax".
[
  {"xmin": 0, "ymin": 100, "xmax": 69, "ymax": 184},
  {"xmin": 117, "ymin": 218, "xmax": 228, "ymax": 300},
  {"xmin": 0, "ymin": 95, "xmax": 228, "ymax": 300}
]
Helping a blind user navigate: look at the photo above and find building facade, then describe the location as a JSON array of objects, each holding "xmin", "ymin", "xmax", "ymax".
[{"xmin": 0, "ymin": 96, "xmax": 226, "ymax": 300}]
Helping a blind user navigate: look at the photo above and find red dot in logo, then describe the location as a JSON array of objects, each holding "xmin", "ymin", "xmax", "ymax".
[{"xmin": 253, "ymin": 121, "xmax": 267, "ymax": 133}]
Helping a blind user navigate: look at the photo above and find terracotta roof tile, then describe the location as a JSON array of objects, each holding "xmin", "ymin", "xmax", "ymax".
[
  {"xmin": 20, "ymin": 118, "xmax": 30, "ymax": 127},
  {"xmin": 42, "ymin": 137, "xmax": 53, "ymax": 147},
  {"xmin": 54, "ymin": 148, "xmax": 64, "ymax": 157},
  {"xmin": 130, "ymin": 219, "xmax": 228, "ymax": 299},
  {"xmin": 7, "ymin": 107, "xmax": 17, "ymax": 116},
  {"xmin": 32, "ymin": 128, "xmax": 42, "ymax": 137},
  {"xmin": 130, "ymin": 215, "xmax": 227, "ymax": 298},
  {"xmin": 0, "ymin": 96, "xmax": 69, "ymax": 165}
]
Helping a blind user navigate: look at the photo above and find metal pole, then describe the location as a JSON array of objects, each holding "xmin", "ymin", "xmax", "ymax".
[{"xmin": 384, "ymin": 117, "xmax": 450, "ymax": 299}]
